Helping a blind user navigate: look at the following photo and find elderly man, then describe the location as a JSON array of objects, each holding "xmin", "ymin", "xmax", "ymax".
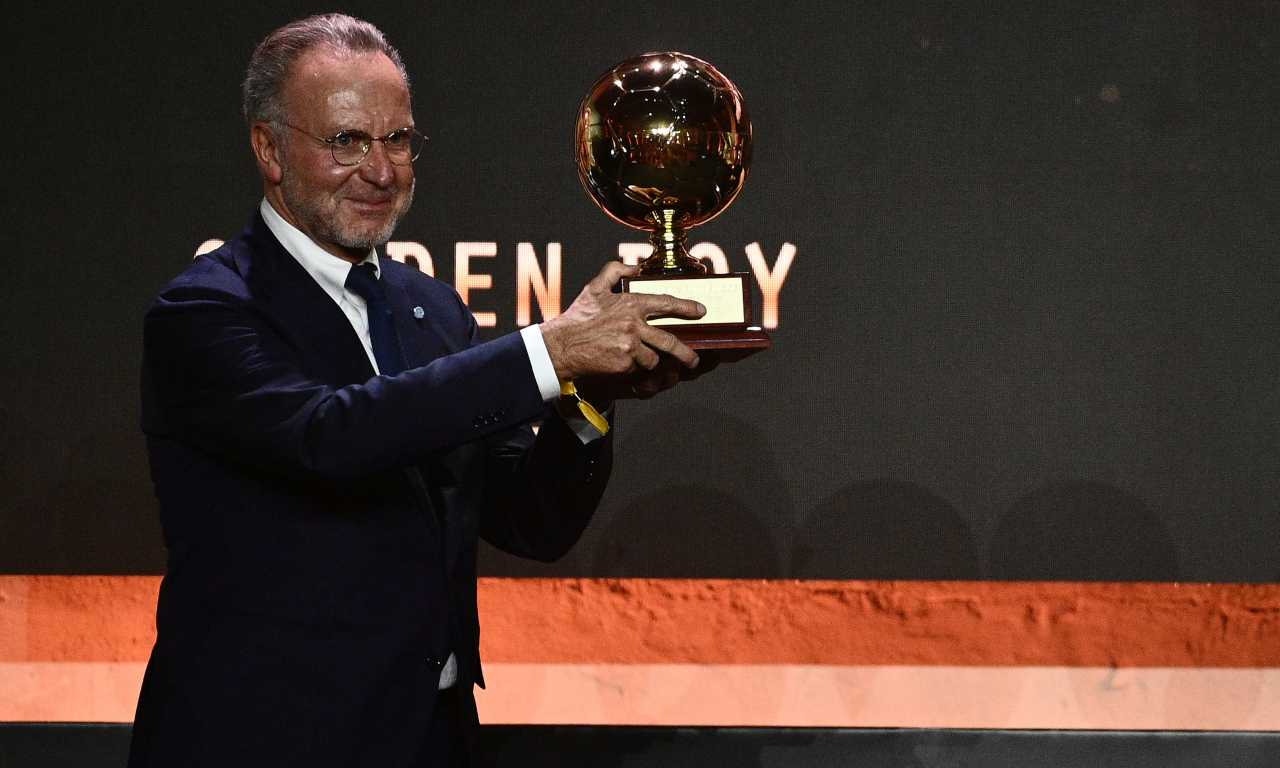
[{"xmin": 128, "ymin": 13, "xmax": 706, "ymax": 768}]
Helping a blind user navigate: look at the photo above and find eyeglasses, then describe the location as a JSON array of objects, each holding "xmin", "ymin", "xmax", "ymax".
[{"xmin": 282, "ymin": 123, "xmax": 427, "ymax": 166}]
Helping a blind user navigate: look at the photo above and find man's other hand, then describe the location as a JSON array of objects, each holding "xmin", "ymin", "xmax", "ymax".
[
  {"xmin": 579, "ymin": 353, "xmax": 722, "ymax": 404},
  {"xmin": 541, "ymin": 261, "xmax": 706, "ymax": 382}
]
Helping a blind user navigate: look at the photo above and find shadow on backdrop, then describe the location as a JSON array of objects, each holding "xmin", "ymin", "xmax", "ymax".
[
  {"xmin": 589, "ymin": 484, "xmax": 782, "ymax": 577},
  {"xmin": 988, "ymin": 480, "xmax": 1180, "ymax": 580},
  {"xmin": 792, "ymin": 479, "xmax": 980, "ymax": 579},
  {"xmin": 588, "ymin": 402, "xmax": 789, "ymax": 577},
  {"xmin": 480, "ymin": 403, "xmax": 791, "ymax": 577},
  {"xmin": 0, "ymin": 405, "xmax": 61, "ymax": 572}
]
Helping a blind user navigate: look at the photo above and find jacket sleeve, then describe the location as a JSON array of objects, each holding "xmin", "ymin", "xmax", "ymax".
[
  {"xmin": 142, "ymin": 275, "xmax": 547, "ymax": 482},
  {"xmin": 475, "ymin": 409, "xmax": 613, "ymax": 562},
  {"xmin": 392, "ymin": 301, "xmax": 612, "ymax": 563}
]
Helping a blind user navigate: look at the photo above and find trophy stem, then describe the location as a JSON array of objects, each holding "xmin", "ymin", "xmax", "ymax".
[{"xmin": 642, "ymin": 208, "xmax": 707, "ymax": 275}]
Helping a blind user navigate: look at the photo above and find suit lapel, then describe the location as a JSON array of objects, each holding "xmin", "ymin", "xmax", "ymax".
[
  {"xmin": 239, "ymin": 212, "xmax": 375, "ymax": 387},
  {"xmin": 381, "ymin": 269, "xmax": 456, "ymax": 368}
]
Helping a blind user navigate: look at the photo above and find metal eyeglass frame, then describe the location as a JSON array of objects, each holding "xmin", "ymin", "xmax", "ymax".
[{"xmin": 282, "ymin": 122, "xmax": 427, "ymax": 166}]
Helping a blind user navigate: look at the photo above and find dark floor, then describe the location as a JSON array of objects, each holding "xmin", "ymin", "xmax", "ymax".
[{"xmin": 2, "ymin": 724, "xmax": 1278, "ymax": 768}]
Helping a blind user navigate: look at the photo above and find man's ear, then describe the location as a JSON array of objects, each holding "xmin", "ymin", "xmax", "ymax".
[{"xmin": 250, "ymin": 122, "xmax": 284, "ymax": 185}]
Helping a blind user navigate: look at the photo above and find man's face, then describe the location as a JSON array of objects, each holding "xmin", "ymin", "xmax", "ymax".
[{"xmin": 273, "ymin": 48, "xmax": 415, "ymax": 261}]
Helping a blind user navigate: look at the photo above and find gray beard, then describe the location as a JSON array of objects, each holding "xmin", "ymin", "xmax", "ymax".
[{"xmin": 281, "ymin": 175, "xmax": 415, "ymax": 251}]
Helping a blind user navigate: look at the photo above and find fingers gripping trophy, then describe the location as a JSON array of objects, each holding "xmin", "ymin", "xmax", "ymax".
[{"xmin": 575, "ymin": 52, "xmax": 771, "ymax": 357}]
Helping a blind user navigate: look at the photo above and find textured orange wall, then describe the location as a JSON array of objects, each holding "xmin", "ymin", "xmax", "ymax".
[
  {"xmin": 0, "ymin": 576, "xmax": 158, "ymax": 663},
  {"xmin": 3, "ymin": 576, "xmax": 1278, "ymax": 666},
  {"xmin": 479, "ymin": 579, "xmax": 1280, "ymax": 665}
]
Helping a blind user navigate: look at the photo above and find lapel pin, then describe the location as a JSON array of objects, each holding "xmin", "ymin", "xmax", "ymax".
[{"xmin": 413, "ymin": 306, "xmax": 425, "ymax": 319}]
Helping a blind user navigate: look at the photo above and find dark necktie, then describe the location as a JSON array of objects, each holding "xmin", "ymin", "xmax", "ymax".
[{"xmin": 344, "ymin": 263, "xmax": 405, "ymax": 376}]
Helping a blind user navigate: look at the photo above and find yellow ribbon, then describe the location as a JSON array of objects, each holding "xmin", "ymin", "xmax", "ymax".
[{"xmin": 560, "ymin": 381, "xmax": 610, "ymax": 436}]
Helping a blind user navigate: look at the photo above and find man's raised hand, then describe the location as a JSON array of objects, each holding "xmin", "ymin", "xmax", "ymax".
[{"xmin": 540, "ymin": 261, "xmax": 706, "ymax": 383}]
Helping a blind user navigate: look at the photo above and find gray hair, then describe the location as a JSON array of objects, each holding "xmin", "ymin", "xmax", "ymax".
[{"xmin": 242, "ymin": 13, "xmax": 409, "ymax": 127}]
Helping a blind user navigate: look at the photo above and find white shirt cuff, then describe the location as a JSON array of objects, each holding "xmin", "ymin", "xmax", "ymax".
[
  {"xmin": 520, "ymin": 324, "xmax": 562, "ymax": 402},
  {"xmin": 521, "ymin": 324, "xmax": 610, "ymax": 444}
]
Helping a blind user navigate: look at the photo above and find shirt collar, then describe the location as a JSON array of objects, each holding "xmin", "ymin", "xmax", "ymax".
[{"xmin": 259, "ymin": 198, "xmax": 380, "ymax": 303}]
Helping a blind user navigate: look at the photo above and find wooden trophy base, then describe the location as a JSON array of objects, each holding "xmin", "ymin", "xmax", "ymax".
[
  {"xmin": 622, "ymin": 272, "xmax": 772, "ymax": 363},
  {"xmin": 672, "ymin": 325, "xmax": 771, "ymax": 361}
]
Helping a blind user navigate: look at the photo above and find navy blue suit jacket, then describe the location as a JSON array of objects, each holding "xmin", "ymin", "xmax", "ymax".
[{"xmin": 128, "ymin": 211, "xmax": 611, "ymax": 767}]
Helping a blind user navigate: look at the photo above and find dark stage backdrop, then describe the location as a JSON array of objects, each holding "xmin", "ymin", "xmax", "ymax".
[{"xmin": 2, "ymin": 1, "xmax": 1276, "ymax": 581}]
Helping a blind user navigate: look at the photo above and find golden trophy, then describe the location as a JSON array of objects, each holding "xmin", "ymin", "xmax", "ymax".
[{"xmin": 575, "ymin": 52, "xmax": 770, "ymax": 354}]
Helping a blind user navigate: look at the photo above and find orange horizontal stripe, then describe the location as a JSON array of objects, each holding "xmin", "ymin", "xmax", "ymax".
[
  {"xmin": 2, "ymin": 576, "xmax": 1278, "ymax": 666},
  {"xmin": 478, "ymin": 579, "xmax": 1280, "ymax": 667},
  {"xmin": 5, "ymin": 663, "xmax": 1279, "ymax": 729}
]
